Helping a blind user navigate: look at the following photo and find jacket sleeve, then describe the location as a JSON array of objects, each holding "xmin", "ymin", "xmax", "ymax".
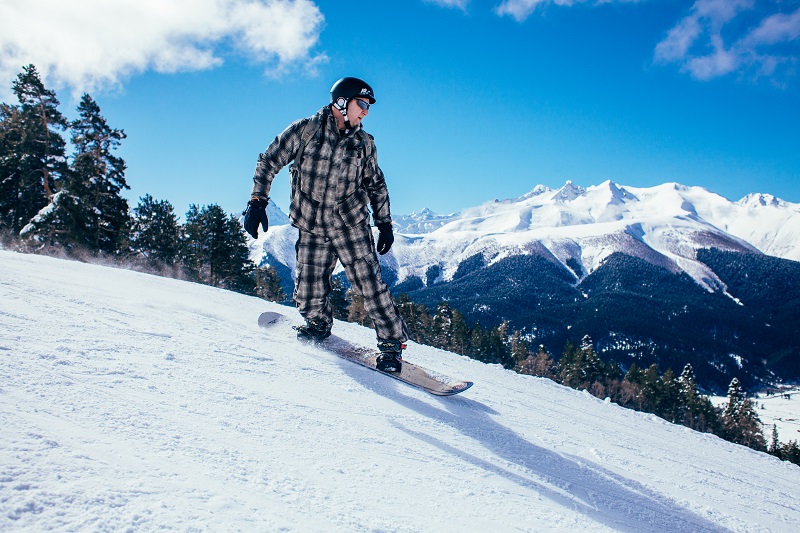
[
  {"xmin": 361, "ymin": 134, "xmax": 392, "ymax": 226},
  {"xmin": 251, "ymin": 118, "xmax": 307, "ymax": 200}
]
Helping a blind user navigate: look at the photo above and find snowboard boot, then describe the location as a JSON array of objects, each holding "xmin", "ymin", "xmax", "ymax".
[
  {"xmin": 294, "ymin": 318, "xmax": 331, "ymax": 344},
  {"xmin": 376, "ymin": 340, "xmax": 405, "ymax": 373}
]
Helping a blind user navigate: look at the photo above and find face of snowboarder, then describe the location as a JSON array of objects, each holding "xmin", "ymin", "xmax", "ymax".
[
  {"xmin": 340, "ymin": 98, "xmax": 369, "ymax": 128},
  {"xmin": 332, "ymin": 97, "xmax": 370, "ymax": 131},
  {"xmin": 346, "ymin": 97, "xmax": 370, "ymax": 127}
]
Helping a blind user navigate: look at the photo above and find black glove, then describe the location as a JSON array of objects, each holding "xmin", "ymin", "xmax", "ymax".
[
  {"xmin": 243, "ymin": 197, "xmax": 269, "ymax": 239},
  {"xmin": 376, "ymin": 222, "xmax": 394, "ymax": 255}
]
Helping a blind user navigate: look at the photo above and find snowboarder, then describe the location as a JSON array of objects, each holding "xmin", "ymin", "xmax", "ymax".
[{"xmin": 244, "ymin": 77, "xmax": 409, "ymax": 373}]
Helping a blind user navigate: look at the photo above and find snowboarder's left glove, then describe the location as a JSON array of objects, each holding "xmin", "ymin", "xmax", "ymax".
[
  {"xmin": 243, "ymin": 197, "xmax": 269, "ymax": 239},
  {"xmin": 376, "ymin": 222, "xmax": 394, "ymax": 255}
]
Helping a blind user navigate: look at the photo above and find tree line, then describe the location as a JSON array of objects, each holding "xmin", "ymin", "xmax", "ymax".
[{"xmin": 0, "ymin": 64, "xmax": 284, "ymax": 301}]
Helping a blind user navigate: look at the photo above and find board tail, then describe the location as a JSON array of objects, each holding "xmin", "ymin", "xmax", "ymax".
[{"xmin": 257, "ymin": 311, "xmax": 286, "ymax": 329}]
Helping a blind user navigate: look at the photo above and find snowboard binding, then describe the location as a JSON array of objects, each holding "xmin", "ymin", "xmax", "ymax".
[
  {"xmin": 376, "ymin": 340, "xmax": 405, "ymax": 373},
  {"xmin": 294, "ymin": 319, "xmax": 332, "ymax": 344}
]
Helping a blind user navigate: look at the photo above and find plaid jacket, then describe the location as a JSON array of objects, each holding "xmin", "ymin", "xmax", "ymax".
[{"xmin": 251, "ymin": 106, "xmax": 392, "ymax": 235}]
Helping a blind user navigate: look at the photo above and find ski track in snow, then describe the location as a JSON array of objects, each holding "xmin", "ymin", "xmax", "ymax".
[{"xmin": 1, "ymin": 250, "xmax": 799, "ymax": 532}]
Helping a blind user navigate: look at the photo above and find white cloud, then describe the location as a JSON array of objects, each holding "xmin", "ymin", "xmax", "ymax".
[
  {"xmin": 496, "ymin": 0, "xmax": 547, "ymax": 21},
  {"xmin": 496, "ymin": 0, "xmax": 578, "ymax": 22},
  {"xmin": 495, "ymin": 0, "xmax": 639, "ymax": 22},
  {"xmin": 494, "ymin": 0, "xmax": 799, "ymax": 84},
  {"xmin": 655, "ymin": 0, "xmax": 800, "ymax": 82},
  {"xmin": 423, "ymin": 0, "xmax": 471, "ymax": 9},
  {"xmin": 743, "ymin": 8, "xmax": 800, "ymax": 47},
  {"xmin": 0, "ymin": 0, "xmax": 325, "ymax": 98}
]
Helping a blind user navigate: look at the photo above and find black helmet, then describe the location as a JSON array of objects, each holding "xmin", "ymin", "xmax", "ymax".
[{"xmin": 330, "ymin": 77, "xmax": 376, "ymax": 107}]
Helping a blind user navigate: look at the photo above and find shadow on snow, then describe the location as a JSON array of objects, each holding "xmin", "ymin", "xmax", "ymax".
[{"xmin": 331, "ymin": 354, "xmax": 728, "ymax": 533}]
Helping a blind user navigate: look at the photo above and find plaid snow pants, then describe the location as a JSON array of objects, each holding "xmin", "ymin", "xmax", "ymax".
[{"xmin": 294, "ymin": 224, "xmax": 409, "ymax": 342}]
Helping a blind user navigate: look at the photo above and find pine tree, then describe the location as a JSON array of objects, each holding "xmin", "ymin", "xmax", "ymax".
[
  {"xmin": 432, "ymin": 302, "xmax": 454, "ymax": 351},
  {"xmin": 0, "ymin": 103, "xmax": 24, "ymax": 237},
  {"xmin": 18, "ymin": 190, "xmax": 83, "ymax": 250},
  {"xmin": 329, "ymin": 276, "xmax": 349, "ymax": 320},
  {"xmin": 255, "ymin": 265, "xmax": 286, "ymax": 302},
  {"xmin": 396, "ymin": 294, "xmax": 420, "ymax": 341},
  {"xmin": 558, "ymin": 337, "xmax": 605, "ymax": 389},
  {"xmin": 181, "ymin": 204, "xmax": 256, "ymax": 293},
  {"xmin": 781, "ymin": 441, "xmax": 800, "ymax": 465},
  {"xmin": 721, "ymin": 378, "xmax": 766, "ymax": 451},
  {"xmin": 768, "ymin": 424, "xmax": 781, "ymax": 458},
  {"xmin": 130, "ymin": 194, "xmax": 181, "ymax": 268},
  {"xmin": 395, "ymin": 293, "xmax": 434, "ymax": 345},
  {"xmin": 450, "ymin": 309, "xmax": 470, "ymax": 355},
  {"xmin": 692, "ymin": 395, "xmax": 721, "ymax": 434},
  {"xmin": 20, "ymin": 92, "xmax": 128, "ymax": 254},
  {"xmin": 469, "ymin": 321, "xmax": 485, "ymax": 362},
  {"xmin": 723, "ymin": 377, "xmax": 745, "ymax": 424},
  {"xmin": 479, "ymin": 325, "xmax": 509, "ymax": 367},
  {"xmin": 1, "ymin": 65, "xmax": 68, "ymax": 235},
  {"xmin": 68, "ymin": 93, "xmax": 129, "ymax": 253},
  {"xmin": 580, "ymin": 335, "xmax": 606, "ymax": 385},
  {"xmin": 624, "ymin": 363, "xmax": 645, "ymax": 387},
  {"xmin": 641, "ymin": 363, "xmax": 663, "ymax": 414},
  {"xmin": 660, "ymin": 368, "xmax": 680, "ymax": 422},
  {"xmin": 347, "ymin": 289, "xmax": 370, "ymax": 327},
  {"xmin": 557, "ymin": 341, "xmax": 579, "ymax": 387},
  {"xmin": 677, "ymin": 364, "xmax": 698, "ymax": 423},
  {"xmin": 675, "ymin": 363, "xmax": 719, "ymax": 432},
  {"xmin": 603, "ymin": 359, "xmax": 624, "ymax": 382}
]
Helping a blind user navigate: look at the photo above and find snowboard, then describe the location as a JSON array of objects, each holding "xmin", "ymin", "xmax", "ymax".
[{"xmin": 258, "ymin": 311, "xmax": 473, "ymax": 396}]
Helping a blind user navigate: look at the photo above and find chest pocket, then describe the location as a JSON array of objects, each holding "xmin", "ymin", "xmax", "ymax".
[
  {"xmin": 336, "ymin": 137, "xmax": 370, "ymax": 227},
  {"xmin": 292, "ymin": 126, "xmax": 334, "ymax": 200},
  {"xmin": 341, "ymin": 138, "xmax": 365, "ymax": 185}
]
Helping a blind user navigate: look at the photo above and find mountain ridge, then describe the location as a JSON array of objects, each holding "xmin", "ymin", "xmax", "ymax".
[{"xmin": 252, "ymin": 179, "xmax": 800, "ymax": 293}]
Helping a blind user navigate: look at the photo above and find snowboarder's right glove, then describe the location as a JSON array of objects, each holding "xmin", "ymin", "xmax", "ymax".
[
  {"xmin": 376, "ymin": 222, "xmax": 394, "ymax": 255},
  {"xmin": 243, "ymin": 197, "xmax": 269, "ymax": 239}
]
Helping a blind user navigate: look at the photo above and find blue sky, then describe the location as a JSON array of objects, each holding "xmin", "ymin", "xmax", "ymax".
[{"xmin": 2, "ymin": 0, "xmax": 799, "ymax": 218}]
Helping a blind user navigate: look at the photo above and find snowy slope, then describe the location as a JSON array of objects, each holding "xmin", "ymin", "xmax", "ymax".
[
  {"xmin": 253, "ymin": 180, "xmax": 800, "ymax": 291},
  {"xmin": 2, "ymin": 250, "xmax": 800, "ymax": 532}
]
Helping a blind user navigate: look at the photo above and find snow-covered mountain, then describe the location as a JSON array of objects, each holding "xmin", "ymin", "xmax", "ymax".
[
  {"xmin": 392, "ymin": 207, "xmax": 458, "ymax": 234},
  {"xmin": 251, "ymin": 180, "xmax": 800, "ymax": 293},
  {"xmin": 2, "ymin": 249, "xmax": 799, "ymax": 531}
]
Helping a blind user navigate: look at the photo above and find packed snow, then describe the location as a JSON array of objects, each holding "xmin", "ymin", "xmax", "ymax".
[
  {"xmin": 2, "ymin": 250, "xmax": 799, "ymax": 532},
  {"xmin": 755, "ymin": 389, "xmax": 800, "ymax": 444}
]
